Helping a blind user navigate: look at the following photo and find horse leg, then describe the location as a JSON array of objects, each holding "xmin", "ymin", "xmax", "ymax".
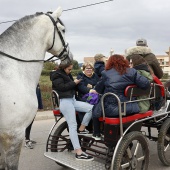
[
  {"xmin": 0, "ymin": 130, "xmax": 23, "ymax": 170},
  {"xmin": 0, "ymin": 147, "xmax": 5, "ymax": 170},
  {"xmin": 0, "ymin": 141, "xmax": 5, "ymax": 170}
]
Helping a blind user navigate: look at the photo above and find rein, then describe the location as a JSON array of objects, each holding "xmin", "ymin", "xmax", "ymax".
[
  {"xmin": 0, "ymin": 46, "xmax": 68, "ymax": 63},
  {"xmin": 0, "ymin": 13, "xmax": 69, "ymax": 63},
  {"xmin": 0, "ymin": 51, "xmax": 45, "ymax": 62}
]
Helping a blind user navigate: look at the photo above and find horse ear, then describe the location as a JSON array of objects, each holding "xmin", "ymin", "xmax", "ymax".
[
  {"xmin": 51, "ymin": 6, "xmax": 62, "ymax": 20},
  {"xmin": 57, "ymin": 23, "xmax": 65, "ymax": 30}
]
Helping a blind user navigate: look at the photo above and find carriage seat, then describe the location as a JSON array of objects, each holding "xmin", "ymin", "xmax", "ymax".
[
  {"xmin": 53, "ymin": 109, "xmax": 78, "ymax": 116},
  {"xmin": 100, "ymin": 84, "xmax": 157, "ymax": 125},
  {"xmin": 52, "ymin": 81, "xmax": 163, "ymax": 122},
  {"xmin": 51, "ymin": 90, "xmax": 61, "ymax": 116},
  {"xmin": 53, "ymin": 109, "xmax": 61, "ymax": 116},
  {"xmin": 103, "ymin": 110, "xmax": 153, "ymax": 125}
]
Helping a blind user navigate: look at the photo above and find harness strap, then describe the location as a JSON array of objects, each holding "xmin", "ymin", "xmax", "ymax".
[
  {"xmin": 0, "ymin": 50, "xmax": 66, "ymax": 63},
  {"xmin": 0, "ymin": 51, "xmax": 44, "ymax": 62},
  {"xmin": 45, "ymin": 13, "xmax": 66, "ymax": 50}
]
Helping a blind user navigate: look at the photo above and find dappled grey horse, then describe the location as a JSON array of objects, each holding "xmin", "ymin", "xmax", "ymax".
[{"xmin": 0, "ymin": 7, "xmax": 72, "ymax": 170}]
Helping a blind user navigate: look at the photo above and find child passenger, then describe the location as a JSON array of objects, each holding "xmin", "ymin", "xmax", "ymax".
[{"xmin": 130, "ymin": 55, "xmax": 153, "ymax": 113}]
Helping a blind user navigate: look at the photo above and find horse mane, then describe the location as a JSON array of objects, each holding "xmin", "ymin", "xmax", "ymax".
[
  {"xmin": 0, "ymin": 13, "xmax": 43, "ymax": 39},
  {"xmin": 0, "ymin": 12, "xmax": 65, "ymax": 40}
]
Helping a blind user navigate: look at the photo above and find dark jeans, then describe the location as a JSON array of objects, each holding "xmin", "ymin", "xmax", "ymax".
[
  {"xmin": 93, "ymin": 117, "xmax": 101, "ymax": 135},
  {"xmin": 36, "ymin": 84, "xmax": 43, "ymax": 109},
  {"xmin": 25, "ymin": 119, "xmax": 35, "ymax": 140},
  {"xmin": 25, "ymin": 84, "xmax": 42, "ymax": 140}
]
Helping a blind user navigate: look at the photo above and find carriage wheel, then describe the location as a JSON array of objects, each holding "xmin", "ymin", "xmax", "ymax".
[
  {"xmin": 51, "ymin": 121, "xmax": 72, "ymax": 152},
  {"xmin": 50, "ymin": 121, "xmax": 71, "ymax": 167},
  {"xmin": 112, "ymin": 131, "xmax": 149, "ymax": 170},
  {"xmin": 157, "ymin": 118, "xmax": 170, "ymax": 166}
]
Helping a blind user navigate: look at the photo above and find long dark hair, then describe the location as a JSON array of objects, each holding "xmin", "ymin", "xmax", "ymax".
[{"xmin": 59, "ymin": 61, "xmax": 73, "ymax": 70}]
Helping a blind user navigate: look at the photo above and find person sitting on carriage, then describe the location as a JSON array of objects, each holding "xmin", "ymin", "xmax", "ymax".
[
  {"xmin": 125, "ymin": 38, "xmax": 163, "ymax": 79},
  {"xmin": 130, "ymin": 55, "xmax": 153, "ymax": 113},
  {"xmin": 91, "ymin": 54, "xmax": 150, "ymax": 140},
  {"xmin": 94, "ymin": 53, "xmax": 106, "ymax": 78},
  {"xmin": 76, "ymin": 62, "xmax": 99, "ymax": 131},
  {"xmin": 51, "ymin": 61, "xmax": 94, "ymax": 161}
]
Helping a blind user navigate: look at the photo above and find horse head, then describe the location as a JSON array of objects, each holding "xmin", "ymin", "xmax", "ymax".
[{"xmin": 45, "ymin": 7, "xmax": 73, "ymax": 64}]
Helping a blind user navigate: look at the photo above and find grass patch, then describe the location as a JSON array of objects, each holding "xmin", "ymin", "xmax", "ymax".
[
  {"xmin": 39, "ymin": 75, "xmax": 52, "ymax": 110},
  {"xmin": 39, "ymin": 74, "xmax": 77, "ymax": 110}
]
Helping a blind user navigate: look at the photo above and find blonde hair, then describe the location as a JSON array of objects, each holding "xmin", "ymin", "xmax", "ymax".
[
  {"xmin": 95, "ymin": 57, "xmax": 104, "ymax": 62},
  {"xmin": 82, "ymin": 62, "xmax": 94, "ymax": 71}
]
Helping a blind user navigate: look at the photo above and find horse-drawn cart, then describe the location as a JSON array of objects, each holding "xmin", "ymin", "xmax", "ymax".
[{"xmin": 44, "ymin": 80, "xmax": 170, "ymax": 170}]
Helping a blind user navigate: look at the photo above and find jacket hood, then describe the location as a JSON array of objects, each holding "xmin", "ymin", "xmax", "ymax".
[
  {"xmin": 94, "ymin": 61, "xmax": 105, "ymax": 67},
  {"xmin": 133, "ymin": 64, "xmax": 150, "ymax": 73},
  {"xmin": 125, "ymin": 46, "xmax": 152, "ymax": 57}
]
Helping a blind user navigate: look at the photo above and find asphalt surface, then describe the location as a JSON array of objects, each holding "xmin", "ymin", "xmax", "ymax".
[
  {"xmin": 35, "ymin": 110, "xmax": 55, "ymax": 121},
  {"xmin": 19, "ymin": 117, "xmax": 67, "ymax": 170}
]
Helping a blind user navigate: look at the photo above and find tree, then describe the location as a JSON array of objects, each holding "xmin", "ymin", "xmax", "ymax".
[
  {"xmin": 72, "ymin": 60, "xmax": 80, "ymax": 70},
  {"xmin": 43, "ymin": 62, "xmax": 58, "ymax": 70}
]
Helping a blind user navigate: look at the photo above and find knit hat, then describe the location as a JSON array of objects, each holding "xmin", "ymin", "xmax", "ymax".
[
  {"xmin": 94, "ymin": 53, "xmax": 105, "ymax": 61},
  {"xmin": 131, "ymin": 54, "xmax": 146, "ymax": 66},
  {"xmin": 136, "ymin": 38, "xmax": 147, "ymax": 46}
]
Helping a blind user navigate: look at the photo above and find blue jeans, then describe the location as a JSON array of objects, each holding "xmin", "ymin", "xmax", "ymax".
[{"xmin": 59, "ymin": 96, "xmax": 93, "ymax": 150}]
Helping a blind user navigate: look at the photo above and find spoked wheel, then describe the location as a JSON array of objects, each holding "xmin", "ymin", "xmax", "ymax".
[
  {"xmin": 112, "ymin": 131, "xmax": 149, "ymax": 170},
  {"xmin": 157, "ymin": 118, "xmax": 170, "ymax": 166},
  {"xmin": 50, "ymin": 121, "xmax": 72, "ymax": 167},
  {"xmin": 51, "ymin": 121, "xmax": 73, "ymax": 152}
]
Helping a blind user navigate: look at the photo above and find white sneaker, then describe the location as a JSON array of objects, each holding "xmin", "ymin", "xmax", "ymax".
[
  {"xmin": 29, "ymin": 139, "xmax": 37, "ymax": 144},
  {"xmin": 25, "ymin": 140, "xmax": 33, "ymax": 149},
  {"xmin": 75, "ymin": 152, "xmax": 94, "ymax": 161},
  {"xmin": 92, "ymin": 134, "xmax": 102, "ymax": 141}
]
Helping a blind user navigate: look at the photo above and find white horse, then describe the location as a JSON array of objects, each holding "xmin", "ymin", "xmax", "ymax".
[{"xmin": 0, "ymin": 7, "xmax": 72, "ymax": 170}]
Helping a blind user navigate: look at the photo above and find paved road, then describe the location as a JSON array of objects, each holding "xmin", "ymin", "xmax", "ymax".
[
  {"xmin": 18, "ymin": 117, "xmax": 170, "ymax": 170},
  {"xmin": 18, "ymin": 118, "xmax": 67, "ymax": 170}
]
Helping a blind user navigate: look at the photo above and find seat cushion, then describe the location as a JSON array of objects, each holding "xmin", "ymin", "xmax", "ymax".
[
  {"xmin": 104, "ymin": 110, "xmax": 153, "ymax": 125},
  {"xmin": 53, "ymin": 109, "xmax": 61, "ymax": 115}
]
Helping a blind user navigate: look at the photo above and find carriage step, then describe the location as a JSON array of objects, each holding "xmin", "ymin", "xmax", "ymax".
[{"xmin": 44, "ymin": 151, "xmax": 106, "ymax": 170}]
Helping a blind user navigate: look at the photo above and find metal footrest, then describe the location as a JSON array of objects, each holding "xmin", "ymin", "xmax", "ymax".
[{"xmin": 44, "ymin": 151, "xmax": 105, "ymax": 170}]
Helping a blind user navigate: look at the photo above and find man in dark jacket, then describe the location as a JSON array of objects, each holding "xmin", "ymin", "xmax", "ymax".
[
  {"xmin": 94, "ymin": 53, "xmax": 106, "ymax": 78},
  {"xmin": 125, "ymin": 38, "xmax": 163, "ymax": 79}
]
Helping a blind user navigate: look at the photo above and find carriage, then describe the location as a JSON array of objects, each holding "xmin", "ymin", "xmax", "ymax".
[{"xmin": 44, "ymin": 76, "xmax": 170, "ymax": 170}]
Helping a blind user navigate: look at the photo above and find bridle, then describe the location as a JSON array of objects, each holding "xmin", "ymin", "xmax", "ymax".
[
  {"xmin": 0, "ymin": 13, "xmax": 70, "ymax": 63},
  {"xmin": 45, "ymin": 13, "xmax": 70, "ymax": 62}
]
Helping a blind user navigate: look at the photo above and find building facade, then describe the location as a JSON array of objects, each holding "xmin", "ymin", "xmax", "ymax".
[{"xmin": 83, "ymin": 47, "xmax": 170, "ymax": 75}]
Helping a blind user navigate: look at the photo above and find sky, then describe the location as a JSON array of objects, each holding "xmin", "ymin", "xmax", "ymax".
[{"xmin": 0, "ymin": 0, "xmax": 170, "ymax": 63}]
